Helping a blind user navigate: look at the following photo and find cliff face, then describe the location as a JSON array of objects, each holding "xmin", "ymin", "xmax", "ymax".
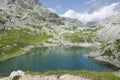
[
  {"xmin": 97, "ymin": 14, "xmax": 120, "ymax": 42},
  {"xmin": 89, "ymin": 14, "xmax": 120, "ymax": 68},
  {"xmin": 0, "ymin": 0, "xmax": 39, "ymax": 8},
  {"xmin": 0, "ymin": 0, "xmax": 84, "ymax": 36}
]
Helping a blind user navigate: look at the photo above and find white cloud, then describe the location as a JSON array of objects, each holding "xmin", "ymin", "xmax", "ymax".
[
  {"xmin": 61, "ymin": 2, "xmax": 120, "ymax": 25},
  {"xmin": 48, "ymin": 8, "xmax": 56, "ymax": 12},
  {"xmin": 48, "ymin": 4, "xmax": 62, "ymax": 13}
]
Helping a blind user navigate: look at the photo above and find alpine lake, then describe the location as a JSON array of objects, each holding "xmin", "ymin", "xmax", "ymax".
[{"xmin": 0, "ymin": 46, "xmax": 119, "ymax": 76}]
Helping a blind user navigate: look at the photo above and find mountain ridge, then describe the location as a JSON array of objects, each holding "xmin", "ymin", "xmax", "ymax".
[
  {"xmin": 0, "ymin": 0, "xmax": 84, "ymax": 34},
  {"xmin": 89, "ymin": 14, "xmax": 120, "ymax": 68}
]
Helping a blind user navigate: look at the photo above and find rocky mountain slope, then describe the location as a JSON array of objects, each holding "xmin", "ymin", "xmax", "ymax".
[
  {"xmin": 0, "ymin": 0, "xmax": 83, "ymax": 35},
  {"xmin": 0, "ymin": 0, "xmax": 84, "ymax": 60},
  {"xmin": 89, "ymin": 14, "xmax": 120, "ymax": 68},
  {"xmin": 97, "ymin": 14, "xmax": 120, "ymax": 42}
]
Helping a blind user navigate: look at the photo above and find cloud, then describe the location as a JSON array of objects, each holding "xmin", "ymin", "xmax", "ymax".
[
  {"xmin": 48, "ymin": 8, "xmax": 56, "ymax": 12},
  {"xmin": 87, "ymin": 0, "xmax": 102, "ymax": 13},
  {"xmin": 48, "ymin": 4, "xmax": 62, "ymax": 13},
  {"xmin": 61, "ymin": 2, "xmax": 120, "ymax": 25}
]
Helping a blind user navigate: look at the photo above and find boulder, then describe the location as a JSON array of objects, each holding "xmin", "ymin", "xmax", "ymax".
[{"xmin": 9, "ymin": 70, "xmax": 24, "ymax": 80}]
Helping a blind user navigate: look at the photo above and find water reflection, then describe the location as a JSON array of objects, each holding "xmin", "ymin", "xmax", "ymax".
[{"xmin": 0, "ymin": 46, "xmax": 119, "ymax": 76}]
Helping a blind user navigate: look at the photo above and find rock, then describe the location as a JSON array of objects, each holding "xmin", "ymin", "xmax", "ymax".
[
  {"xmin": 89, "ymin": 50, "xmax": 102, "ymax": 57},
  {"xmin": 59, "ymin": 74, "xmax": 91, "ymax": 80},
  {"xmin": 91, "ymin": 15, "xmax": 120, "ymax": 68},
  {"xmin": 9, "ymin": 70, "xmax": 24, "ymax": 79},
  {"xmin": 96, "ymin": 14, "xmax": 120, "ymax": 42},
  {"xmin": 0, "ymin": 0, "xmax": 84, "ymax": 38}
]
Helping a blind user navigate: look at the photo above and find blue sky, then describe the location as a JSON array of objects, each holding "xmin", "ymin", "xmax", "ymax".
[{"xmin": 39, "ymin": 0, "xmax": 120, "ymax": 25}]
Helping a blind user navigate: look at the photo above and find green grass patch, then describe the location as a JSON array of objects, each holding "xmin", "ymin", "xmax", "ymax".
[
  {"xmin": 0, "ymin": 29, "xmax": 52, "ymax": 60},
  {"xmin": 63, "ymin": 29, "xmax": 97, "ymax": 43},
  {"xmin": 100, "ymin": 39, "xmax": 120, "ymax": 57},
  {"xmin": 25, "ymin": 71, "xmax": 42, "ymax": 75},
  {"xmin": 25, "ymin": 70, "xmax": 120, "ymax": 80},
  {"xmin": 102, "ymin": 49, "xmax": 115, "ymax": 57},
  {"xmin": 114, "ymin": 39, "xmax": 120, "ymax": 51},
  {"xmin": 63, "ymin": 26, "xmax": 78, "ymax": 31}
]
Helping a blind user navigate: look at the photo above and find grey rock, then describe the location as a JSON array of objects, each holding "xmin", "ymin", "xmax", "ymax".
[
  {"xmin": 96, "ymin": 14, "xmax": 120, "ymax": 42},
  {"xmin": 90, "ymin": 14, "xmax": 120, "ymax": 68},
  {"xmin": 0, "ymin": 0, "xmax": 84, "ymax": 37}
]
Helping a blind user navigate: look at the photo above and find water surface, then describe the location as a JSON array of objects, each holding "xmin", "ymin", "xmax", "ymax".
[{"xmin": 0, "ymin": 46, "xmax": 119, "ymax": 76}]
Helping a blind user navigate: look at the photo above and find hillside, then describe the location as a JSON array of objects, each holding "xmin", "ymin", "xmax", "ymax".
[
  {"xmin": 0, "ymin": 0, "xmax": 83, "ymax": 33},
  {"xmin": 89, "ymin": 14, "xmax": 120, "ymax": 68},
  {"xmin": 0, "ymin": 0, "xmax": 84, "ymax": 61},
  {"xmin": 97, "ymin": 14, "xmax": 120, "ymax": 42}
]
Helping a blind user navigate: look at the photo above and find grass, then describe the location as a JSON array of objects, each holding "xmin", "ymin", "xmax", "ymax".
[
  {"xmin": 63, "ymin": 26, "xmax": 78, "ymax": 31},
  {"xmin": 25, "ymin": 70, "xmax": 120, "ymax": 80},
  {"xmin": 0, "ymin": 29, "xmax": 52, "ymax": 61},
  {"xmin": 102, "ymin": 49, "xmax": 115, "ymax": 57},
  {"xmin": 100, "ymin": 39, "xmax": 120, "ymax": 57},
  {"xmin": 114, "ymin": 39, "xmax": 120, "ymax": 51},
  {"xmin": 63, "ymin": 29, "xmax": 97, "ymax": 43},
  {"xmin": 49, "ymin": 13, "xmax": 59, "ymax": 18}
]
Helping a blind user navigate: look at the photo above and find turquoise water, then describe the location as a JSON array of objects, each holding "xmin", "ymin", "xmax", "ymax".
[{"xmin": 0, "ymin": 46, "xmax": 119, "ymax": 76}]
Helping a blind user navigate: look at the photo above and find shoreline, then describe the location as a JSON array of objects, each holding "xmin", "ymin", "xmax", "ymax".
[
  {"xmin": 89, "ymin": 51, "xmax": 120, "ymax": 69},
  {"xmin": 0, "ymin": 42, "xmax": 100, "ymax": 62},
  {"xmin": 0, "ymin": 70, "xmax": 120, "ymax": 80},
  {"xmin": 94, "ymin": 56, "xmax": 120, "ymax": 68},
  {"xmin": 0, "ymin": 43, "xmax": 120, "ymax": 80},
  {"xmin": 0, "ymin": 45, "xmax": 35, "ymax": 62}
]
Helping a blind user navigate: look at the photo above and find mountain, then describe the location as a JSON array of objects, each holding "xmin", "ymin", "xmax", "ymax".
[
  {"xmin": 0, "ymin": 0, "xmax": 84, "ymax": 60},
  {"xmin": 0, "ymin": 0, "xmax": 83, "ymax": 34},
  {"xmin": 97, "ymin": 14, "xmax": 120, "ymax": 42},
  {"xmin": 89, "ymin": 14, "xmax": 120, "ymax": 68}
]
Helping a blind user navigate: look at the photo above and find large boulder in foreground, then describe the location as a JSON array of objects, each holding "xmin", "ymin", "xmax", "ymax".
[{"xmin": 10, "ymin": 70, "xmax": 24, "ymax": 80}]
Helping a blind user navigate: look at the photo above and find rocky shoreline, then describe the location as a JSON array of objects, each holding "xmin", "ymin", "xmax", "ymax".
[
  {"xmin": 89, "ymin": 51, "xmax": 120, "ymax": 68},
  {"xmin": 1, "ymin": 74, "xmax": 91, "ymax": 80},
  {"xmin": 0, "ymin": 70, "xmax": 92, "ymax": 80},
  {"xmin": 0, "ymin": 39, "xmax": 100, "ymax": 62},
  {"xmin": 1, "ymin": 70, "xmax": 120, "ymax": 80}
]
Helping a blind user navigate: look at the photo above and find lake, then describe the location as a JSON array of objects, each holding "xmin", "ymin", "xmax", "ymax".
[{"xmin": 0, "ymin": 46, "xmax": 119, "ymax": 76}]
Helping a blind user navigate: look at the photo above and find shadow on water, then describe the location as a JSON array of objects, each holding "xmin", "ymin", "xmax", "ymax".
[{"xmin": 0, "ymin": 46, "xmax": 119, "ymax": 76}]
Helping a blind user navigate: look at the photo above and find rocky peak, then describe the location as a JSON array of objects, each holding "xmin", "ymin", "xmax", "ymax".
[
  {"xmin": 96, "ymin": 14, "xmax": 120, "ymax": 42},
  {"xmin": 0, "ymin": 0, "xmax": 39, "ymax": 9},
  {"xmin": 23, "ymin": 0, "xmax": 39, "ymax": 7},
  {"xmin": 0, "ymin": 0, "xmax": 84, "ymax": 36}
]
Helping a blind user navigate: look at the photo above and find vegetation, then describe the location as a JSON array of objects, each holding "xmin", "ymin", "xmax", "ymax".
[
  {"xmin": 49, "ymin": 13, "xmax": 59, "ymax": 18},
  {"xmin": 12, "ymin": 76, "xmax": 20, "ymax": 80},
  {"xmin": 63, "ymin": 28, "xmax": 97, "ymax": 43},
  {"xmin": 0, "ymin": 16, "xmax": 7, "ymax": 24},
  {"xmin": 63, "ymin": 26, "xmax": 78, "ymax": 31},
  {"xmin": 114, "ymin": 39, "xmax": 120, "ymax": 51},
  {"xmin": 100, "ymin": 39, "xmax": 120, "ymax": 57},
  {"xmin": 25, "ymin": 70, "xmax": 120, "ymax": 80},
  {"xmin": 0, "ymin": 29, "xmax": 52, "ymax": 61},
  {"xmin": 102, "ymin": 49, "xmax": 115, "ymax": 58}
]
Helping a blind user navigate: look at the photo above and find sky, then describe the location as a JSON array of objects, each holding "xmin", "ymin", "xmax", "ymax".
[{"xmin": 39, "ymin": 0, "xmax": 120, "ymax": 25}]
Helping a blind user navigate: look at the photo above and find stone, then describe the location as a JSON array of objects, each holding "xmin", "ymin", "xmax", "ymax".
[
  {"xmin": 9, "ymin": 70, "xmax": 24, "ymax": 80},
  {"xmin": 0, "ymin": 0, "xmax": 84, "ymax": 38}
]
